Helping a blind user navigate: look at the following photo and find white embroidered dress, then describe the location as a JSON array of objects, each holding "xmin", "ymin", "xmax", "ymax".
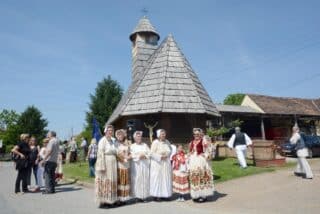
[
  {"xmin": 130, "ymin": 142, "xmax": 151, "ymax": 200},
  {"xmin": 150, "ymin": 139, "xmax": 173, "ymax": 198},
  {"xmin": 95, "ymin": 137, "xmax": 118, "ymax": 204},
  {"xmin": 188, "ymin": 141, "xmax": 214, "ymax": 199}
]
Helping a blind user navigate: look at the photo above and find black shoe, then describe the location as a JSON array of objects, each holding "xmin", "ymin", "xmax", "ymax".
[
  {"xmin": 118, "ymin": 201, "xmax": 126, "ymax": 206},
  {"xmin": 161, "ymin": 197, "xmax": 170, "ymax": 201},
  {"xmin": 294, "ymin": 172, "xmax": 304, "ymax": 177},
  {"xmin": 193, "ymin": 198, "xmax": 200, "ymax": 203},
  {"xmin": 302, "ymin": 175, "xmax": 313, "ymax": 179},
  {"xmin": 200, "ymin": 197, "xmax": 207, "ymax": 202},
  {"xmin": 136, "ymin": 198, "xmax": 144, "ymax": 203},
  {"xmin": 154, "ymin": 197, "xmax": 161, "ymax": 202},
  {"xmin": 42, "ymin": 191, "xmax": 54, "ymax": 194}
]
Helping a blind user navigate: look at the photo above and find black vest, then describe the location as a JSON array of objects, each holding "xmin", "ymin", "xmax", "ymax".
[{"xmin": 234, "ymin": 132, "xmax": 246, "ymax": 147}]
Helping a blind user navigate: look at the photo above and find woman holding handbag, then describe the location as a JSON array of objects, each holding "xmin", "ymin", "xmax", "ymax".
[{"xmin": 12, "ymin": 133, "xmax": 31, "ymax": 194}]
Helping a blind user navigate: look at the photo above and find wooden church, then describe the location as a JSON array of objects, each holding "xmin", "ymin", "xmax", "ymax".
[{"xmin": 107, "ymin": 17, "xmax": 220, "ymax": 143}]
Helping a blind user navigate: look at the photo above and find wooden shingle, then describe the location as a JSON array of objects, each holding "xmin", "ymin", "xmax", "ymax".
[{"xmin": 108, "ymin": 34, "xmax": 219, "ymax": 124}]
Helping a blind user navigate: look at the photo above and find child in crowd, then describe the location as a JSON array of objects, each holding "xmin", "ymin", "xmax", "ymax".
[{"xmin": 172, "ymin": 144, "xmax": 189, "ymax": 201}]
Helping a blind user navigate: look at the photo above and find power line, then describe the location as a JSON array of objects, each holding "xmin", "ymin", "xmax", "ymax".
[
  {"xmin": 279, "ymin": 72, "xmax": 320, "ymax": 92},
  {"xmin": 211, "ymin": 38, "xmax": 320, "ymax": 82}
]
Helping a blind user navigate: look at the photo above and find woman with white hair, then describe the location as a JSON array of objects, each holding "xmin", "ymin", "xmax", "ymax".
[
  {"xmin": 95, "ymin": 124, "xmax": 118, "ymax": 208},
  {"xmin": 188, "ymin": 129, "xmax": 214, "ymax": 202},
  {"xmin": 150, "ymin": 129, "xmax": 172, "ymax": 201},
  {"xmin": 130, "ymin": 131, "xmax": 151, "ymax": 202}
]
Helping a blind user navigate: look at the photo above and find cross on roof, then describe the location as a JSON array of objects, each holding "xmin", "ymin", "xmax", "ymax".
[{"xmin": 141, "ymin": 7, "xmax": 148, "ymax": 16}]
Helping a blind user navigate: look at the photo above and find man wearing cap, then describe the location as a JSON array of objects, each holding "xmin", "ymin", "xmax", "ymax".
[{"xmin": 227, "ymin": 127, "xmax": 252, "ymax": 168}]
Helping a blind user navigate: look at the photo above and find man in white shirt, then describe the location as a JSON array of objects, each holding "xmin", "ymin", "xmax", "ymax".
[
  {"xmin": 227, "ymin": 127, "xmax": 252, "ymax": 168},
  {"xmin": 290, "ymin": 126, "xmax": 313, "ymax": 179}
]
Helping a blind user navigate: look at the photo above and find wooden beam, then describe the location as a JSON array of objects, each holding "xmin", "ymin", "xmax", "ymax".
[{"xmin": 261, "ymin": 117, "xmax": 266, "ymax": 140}]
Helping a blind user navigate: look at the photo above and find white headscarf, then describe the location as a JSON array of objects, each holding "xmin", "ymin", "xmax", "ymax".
[
  {"xmin": 156, "ymin": 129, "xmax": 161, "ymax": 138},
  {"xmin": 156, "ymin": 129, "xmax": 166, "ymax": 138}
]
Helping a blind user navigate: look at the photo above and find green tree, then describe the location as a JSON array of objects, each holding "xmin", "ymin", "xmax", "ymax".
[
  {"xmin": 0, "ymin": 109, "xmax": 20, "ymax": 146},
  {"xmin": 17, "ymin": 106, "xmax": 48, "ymax": 140},
  {"xmin": 207, "ymin": 119, "xmax": 244, "ymax": 140},
  {"xmin": 223, "ymin": 93, "xmax": 245, "ymax": 105},
  {"xmin": 0, "ymin": 109, "xmax": 20, "ymax": 131},
  {"xmin": 85, "ymin": 75, "xmax": 123, "ymax": 133}
]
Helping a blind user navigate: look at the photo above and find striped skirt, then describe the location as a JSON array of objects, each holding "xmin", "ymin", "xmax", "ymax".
[
  {"xmin": 117, "ymin": 165, "xmax": 131, "ymax": 201},
  {"xmin": 173, "ymin": 170, "xmax": 189, "ymax": 194}
]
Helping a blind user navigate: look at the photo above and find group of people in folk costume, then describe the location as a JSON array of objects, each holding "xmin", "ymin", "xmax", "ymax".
[{"xmin": 94, "ymin": 125, "xmax": 215, "ymax": 208}]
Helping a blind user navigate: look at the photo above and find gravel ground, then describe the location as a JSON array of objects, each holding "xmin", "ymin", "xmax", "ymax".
[{"xmin": 0, "ymin": 159, "xmax": 319, "ymax": 214}]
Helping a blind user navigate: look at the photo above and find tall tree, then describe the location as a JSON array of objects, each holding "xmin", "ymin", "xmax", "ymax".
[
  {"xmin": 0, "ymin": 109, "xmax": 20, "ymax": 145},
  {"xmin": 17, "ymin": 106, "xmax": 48, "ymax": 140},
  {"xmin": 0, "ymin": 109, "xmax": 20, "ymax": 131},
  {"xmin": 86, "ymin": 75, "xmax": 123, "ymax": 132},
  {"xmin": 223, "ymin": 93, "xmax": 245, "ymax": 105}
]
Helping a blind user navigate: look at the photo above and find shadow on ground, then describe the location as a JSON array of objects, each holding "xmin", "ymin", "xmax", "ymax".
[
  {"xmin": 207, "ymin": 191, "xmax": 228, "ymax": 202},
  {"xmin": 55, "ymin": 186, "xmax": 82, "ymax": 193},
  {"xmin": 56, "ymin": 180, "xmax": 77, "ymax": 186}
]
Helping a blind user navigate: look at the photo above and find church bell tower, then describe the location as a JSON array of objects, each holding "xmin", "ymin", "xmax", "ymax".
[{"xmin": 129, "ymin": 16, "xmax": 160, "ymax": 82}]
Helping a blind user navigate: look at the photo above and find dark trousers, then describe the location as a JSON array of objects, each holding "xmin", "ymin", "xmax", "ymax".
[
  {"xmin": 70, "ymin": 151, "xmax": 77, "ymax": 162},
  {"xmin": 15, "ymin": 167, "xmax": 28, "ymax": 193},
  {"xmin": 26, "ymin": 164, "xmax": 38, "ymax": 186},
  {"xmin": 26, "ymin": 165, "xmax": 32, "ymax": 186},
  {"xmin": 88, "ymin": 158, "xmax": 96, "ymax": 177},
  {"xmin": 44, "ymin": 161, "xmax": 57, "ymax": 193}
]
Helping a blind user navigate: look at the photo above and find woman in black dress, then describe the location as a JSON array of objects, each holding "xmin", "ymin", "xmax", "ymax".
[{"xmin": 12, "ymin": 134, "xmax": 31, "ymax": 194}]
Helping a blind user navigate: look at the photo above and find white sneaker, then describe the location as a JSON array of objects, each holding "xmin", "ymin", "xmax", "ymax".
[
  {"xmin": 180, "ymin": 197, "xmax": 185, "ymax": 202},
  {"xmin": 176, "ymin": 197, "xmax": 181, "ymax": 202}
]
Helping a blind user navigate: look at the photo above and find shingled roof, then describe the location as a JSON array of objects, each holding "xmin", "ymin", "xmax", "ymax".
[
  {"xmin": 216, "ymin": 104, "xmax": 261, "ymax": 114},
  {"xmin": 129, "ymin": 16, "xmax": 160, "ymax": 41},
  {"xmin": 108, "ymin": 35, "xmax": 219, "ymax": 124},
  {"xmin": 246, "ymin": 94, "xmax": 320, "ymax": 116}
]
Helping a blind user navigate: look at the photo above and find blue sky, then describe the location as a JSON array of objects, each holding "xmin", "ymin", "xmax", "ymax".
[{"xmin": 0, "ymin": 0, "xmax": 319, "ymax": 139}]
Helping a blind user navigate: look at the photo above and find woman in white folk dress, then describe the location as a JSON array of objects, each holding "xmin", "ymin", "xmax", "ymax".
[
  {"xmin": 95, "ymin": 125, "xmax": 118, "ymax": 208},
  {"xmin": 150, "ymin": 129, "xmax": 172, "ymax": 201},
  {"xmin": 188, "ymin": 129, "xmax": 214, "ymax": 203},
  {"xmin": 130, "ymin": 131, "xmax": 151, "ymax": 202}
]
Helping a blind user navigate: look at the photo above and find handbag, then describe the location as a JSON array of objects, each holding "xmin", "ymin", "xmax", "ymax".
[{"xmin": 15, "ymin": 158, "xmax": 28, "ymax": 170}]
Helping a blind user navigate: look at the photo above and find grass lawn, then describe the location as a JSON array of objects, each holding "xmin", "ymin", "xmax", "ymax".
[
  {"xmin": 63, "ymin": 158, "xmax": 295, "ymax": 184},
  {"xmin": 212, "ymin": 157, "xmax": 295, "ymax": 183},
  {"xmin": 63, "ymin": 162, "xmax": 94, "ymax": 183}
]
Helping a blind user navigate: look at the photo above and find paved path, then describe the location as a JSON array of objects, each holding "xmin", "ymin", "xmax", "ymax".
[{"xmin": 0, "ymin": 159, "xmax": 319, "ymax": 214}]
